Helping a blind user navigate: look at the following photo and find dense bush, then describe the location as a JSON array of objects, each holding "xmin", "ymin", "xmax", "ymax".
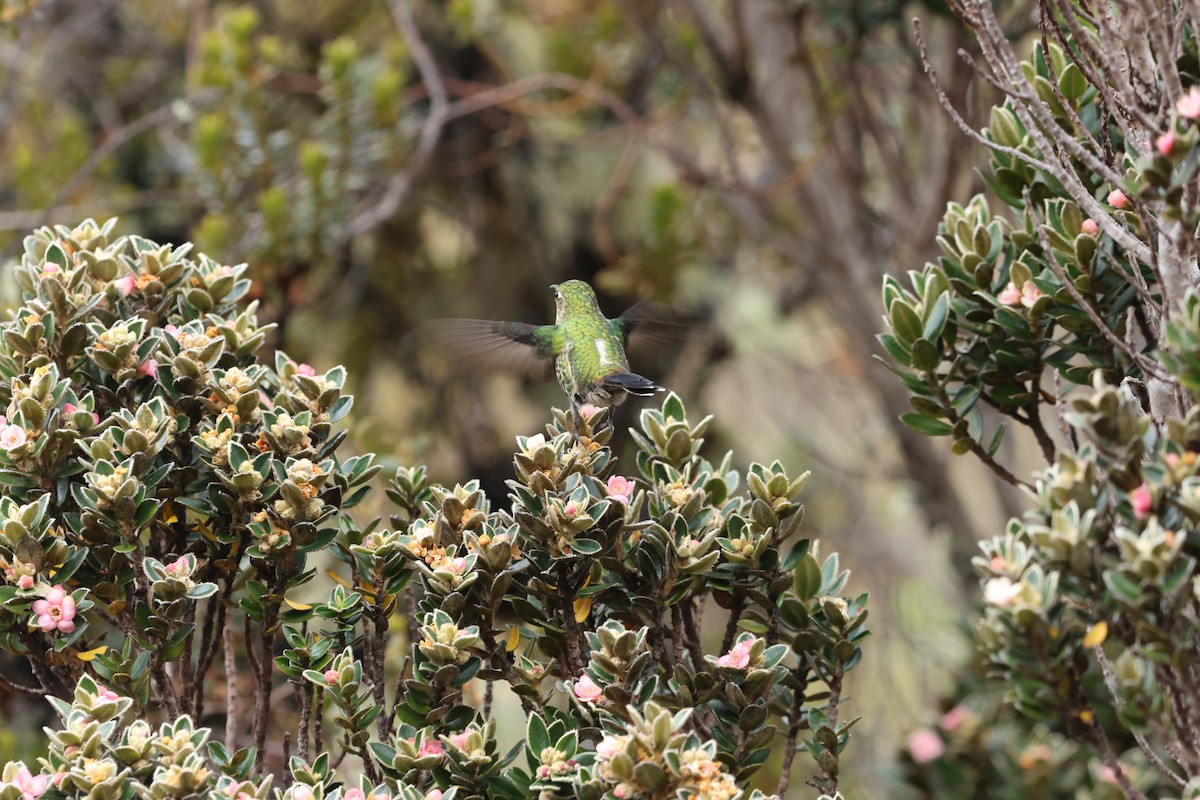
[
  {"xmin": 884, "ymin": 6, "xmax": 1200, "ymax": 798},
  {"xmin": 0, "ymin": 220, "xmax": 867, "ymax": 799}
]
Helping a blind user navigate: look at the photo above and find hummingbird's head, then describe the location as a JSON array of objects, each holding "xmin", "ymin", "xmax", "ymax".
[{"xmin": 551, "ymin": 280, "xmax": 599, "ymax": 323}]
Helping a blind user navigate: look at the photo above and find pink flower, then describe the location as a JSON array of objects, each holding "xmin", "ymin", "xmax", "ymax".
[
  {"xmin": 323, "ymin": 669, "xmax": 339, "ymax": 685},
  {"xmin": 425, "ymin": 791, "xmax": 443, "ymax": 800},
  {"xmin": 1019, "ymin": 282, "xmax": 1044, "ymax": 309},
  {"xmin": 573, "ymin": 674, "xmax": 603, "ymax": 703},
  {"xmin": 997, "ymin": 282, "xmax": 1021, "ymax": 306},
  {"xmin": 939, "ymin": 704, "xmax": 969, "ymax": 731},
  {"xmin": 606, "ymin": 475, "xmax": 635, "ymax": 505},
  {"xmin": 907, "ymin": 728, "xmax": 945, "ymax": 764},
  {"xmin": 42, "ymin": 264, "xmax": 60, "ymax": 275},
  {"xmin": 343, "ymin": 791, "xmax": 366, "ymax": 800},
  {"xmin": 164, "ymin": 556, "xmax": 189, "ymax": 575},
  {"xmin": 0, "ymin": 425, "xmax": 26, "ymax": 451},
  {"xmin": 63, "ymin": 403, "xmax": 101, "ymax": 427},
  {"xmin": 96, "ymin": 687, "xmax": 120, "ymax": 702},
  {"xmin": 32, "ymin": 585, "xmax": 76, "ymax": 634},
  {"xmin": 595, "ymin": 737, "xmax": 623, "ymax": 760},
  {"xmin": 164, "ymin": 324, "xmax": 180, "ymax": 339},
  {"xmin": 291, "ymin": 789, "xmax": 313, "ymax": 800},
  {"xmin": 1130, "ymin": 483, "xmax": 1152, "ymax": 519},
  {"xmin": 1081, "ymin": 218, "xmax": 1098, "ymax": 236},
  {"xmin": 984, "ymin": 576, "xmax": 1021, "ymax": 606},
  {"xmin": 1156, "ymin": 130, "xmax": 1176, "ymax": 156},
  {"xmin": 137, "ymin": 359, "xmax": 159, "ymax": 380},
  {"xmin": 1108, "ymin": 189, "xmax": 1129, "ymax": 209},
  {"xmin": 448, "ymin": 557, "xmax": 468, "ymax": 574},
  {"xmin": 447, "ymin": 731, "xmax": 471, "ymax": 750},
  {"xmin": 16, "ymin": 575, "xmax": 33, "ymax": 590},
  {"xmin": 113, "ymin": 275, "xmax": 136, "ymax": 297},
  {"xmin": 10, "ymin": 764, "xmax": 48, "ymax": 799},
  {"xmin": 1177, "ymin": 86, "xmax": 1200, "ymax": 119},
  {"xmin": 564, "ymin": 501, "xmax": 579, "ymax": 517},
  {"xmin": 716, "ymin": 638, "xmax": 754, "ymax": 669},
  {"xmin": 579, "ymin": 403, "xmax": 602, "ymax": 420},
  {"xmin": 418, "ymin": 739, "xmax": 444, "ymax": 758},
  {"xmin": 296, "ymin": 363, "xmax": 316, "ymax": 377}
]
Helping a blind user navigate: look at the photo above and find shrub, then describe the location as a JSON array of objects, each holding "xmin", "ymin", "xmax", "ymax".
[
  {"xmin": 884, "ymin": 5, "xmax": 1200, "ymax": 798},
  {"xmin": 0, "ymin": 219, "xmax": 867, "ymax": 799}
]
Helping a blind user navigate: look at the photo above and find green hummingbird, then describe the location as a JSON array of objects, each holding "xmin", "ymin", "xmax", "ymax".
[{"xmin": 420, "ymin": 280, "xmax": 688, "ymax": 413}]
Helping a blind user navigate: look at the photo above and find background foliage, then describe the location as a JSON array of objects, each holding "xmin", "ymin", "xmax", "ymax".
[{"xmin": 6, "ymin": 0, "xmax": 1189, "ymax": 798}]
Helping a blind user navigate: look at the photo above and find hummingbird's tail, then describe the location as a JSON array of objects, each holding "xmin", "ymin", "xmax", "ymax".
[{"xmin": 602, "ymin": 371, "xmax": 662, "ymax": 397}]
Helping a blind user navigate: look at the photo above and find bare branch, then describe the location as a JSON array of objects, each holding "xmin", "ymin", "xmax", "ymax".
[{"xmin": 346, "ymin": 0, "xmax": 450, "ymax": 238}]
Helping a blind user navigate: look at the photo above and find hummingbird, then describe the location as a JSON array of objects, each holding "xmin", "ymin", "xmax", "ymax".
[{"xmin": 417, "ymin": 280, "xmax": 688, "ymax": 413}]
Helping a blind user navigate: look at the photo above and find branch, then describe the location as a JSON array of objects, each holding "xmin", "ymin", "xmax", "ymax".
[
  {"xmin": 346, "ymin": 0, "xmax": 449, "ymax": 238},
  {"xmin": 1093, "ymin": 644, "xmax": 1187, "ymax": 788},
  {"xmin": 1, "ymin": 91, "xmax": 217, "ymax": 261},
  {"xmin": 1024, "ymin": 187, "xmax": 1174, "ymax": 382}
]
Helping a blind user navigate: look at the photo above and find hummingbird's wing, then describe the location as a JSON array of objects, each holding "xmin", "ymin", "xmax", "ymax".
[
  {"xmin": 613, "ymin": 301, "xmax": 697, "ymax": 358},
  {"xmin": 412, "ymin": 319, "xmax": 560, "ymax": 381}
]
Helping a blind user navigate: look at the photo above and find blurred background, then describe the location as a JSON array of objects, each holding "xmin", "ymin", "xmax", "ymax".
[{"xmin": 0, "ymin": 0, "xmax": 1049, "ymax": 794}]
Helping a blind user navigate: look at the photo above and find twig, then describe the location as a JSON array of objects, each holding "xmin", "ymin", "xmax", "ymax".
[
  {"xmin": 777, "ymin": 665, "xmax": 808, "ymax": 797},
  {"xmin": 0, "ymin": 91, "xmax": 217, "ymax": 261},
  {"xmin": 1093, "ymin": 645, "xmax": 1186, "ymax": 787},
  {"xmin": 1085, "ymin": 713, "xmax": 1152, "ymax": 800},
  {"xmin": 0, "ymin": 669, "xmax": 43, "ymax": 697},
  {"xmin": 720, "ymin": 594, "xmax": 745, "ymax": 655},
  {"xmin": 1024, "ymin": 187, "xmax": 1173, "ymax": 381},
  {"xmin": 224, "ymin": 614, "xmax": 238, "ymax": 750},
  {"xmin": 346, "ymin": 0, "xmax": 449, "ymax": 237}
]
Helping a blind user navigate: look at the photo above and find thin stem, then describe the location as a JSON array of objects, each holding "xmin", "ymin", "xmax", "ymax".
[
  {"xmin": 224, "ymin": 614, "xmax": 239, "ymax": 750},
  {"xmin": 1093, "ymin": 645, "xmax": 1186, "ymax": 787},
  {"xmin": 720, "ymin": 594, "xmax": 746, "ymax": 655}
]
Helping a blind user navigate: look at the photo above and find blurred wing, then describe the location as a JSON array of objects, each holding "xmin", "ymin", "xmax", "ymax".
[
  {"xmin": 412, "ymin": 319, "xmax": 559, "ymax": 381},
  {"xmin": 613, "ymin": 301, "xmax": 699, "ymax": 358}
]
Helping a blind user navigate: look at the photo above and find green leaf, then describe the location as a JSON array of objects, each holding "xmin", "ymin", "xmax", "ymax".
[
  {"xmin": 877, "ymin": 333, "xmax": 912, "ymax": 367},
  {"xmin": 44, "ymin": 243, "xmax": 68, "ymax": 269},
  {"xmin": 793, "ymin": 554, "xmax": 821, "ymax": 601},
  {"xmin": 911, "ymin": 338, "xmax": 939, "ymax": 371},
  {"xmin": 899, "ymin": 413, "xmax": 953, "ymax": 437},
  {"xmin": 569, "ymin": 538, "xmax": 601, "ymax": 555},
  {"xmin": 1057, "ymin": 63, "xmax": 1088, "ymax": 101},
  {"xmin": 889, "ymin": 300, "xmax": 922, "ymax": 344},
  {"xmin": 922, "ymin": 293, "xmax": 949, "ymax": 341},
  {"xmin": 662, "ymin": 393, "xmax": 686, "ymax": 422}
]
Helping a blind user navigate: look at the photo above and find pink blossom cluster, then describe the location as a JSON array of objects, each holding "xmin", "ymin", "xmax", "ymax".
[
  {"xmin": 62, "ymin": 403, "xmax": 101, "ymax": 428},
  {"xmin": 997, "ymin": 281, "xmax": 1044, "ymax": 309},
  {"xmin": 0, "ymin": 416, "xmax": 27, "ymax": 452},
  {"xmin": 32, "ymin": 584, "xmax": 76, "ymax": 634}
]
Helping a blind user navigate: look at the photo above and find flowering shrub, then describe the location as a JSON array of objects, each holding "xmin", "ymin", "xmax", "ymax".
[
  {"xmin": 0, "ymin": 220, "xmax": 867, "ymax": 798},
  {"xmin": 886, "ymin": 6, "xmax": 1200, "ymax": 798}
]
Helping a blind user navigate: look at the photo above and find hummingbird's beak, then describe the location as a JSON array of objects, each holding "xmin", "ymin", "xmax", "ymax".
[{"xmin": 550, "ymin": 283, "xmax": 559, "ymax": 292}]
